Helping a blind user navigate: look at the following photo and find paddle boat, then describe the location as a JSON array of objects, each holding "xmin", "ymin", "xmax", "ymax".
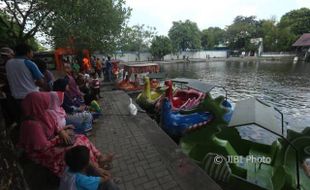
[
  {"xmin": 160, "ymin": 81, "xmax": 233, "ymax": 141},
  {"xmin": 180, "ymin": 97, "xmax": 310, "ymax": 190},
  {"xmin": 136, "ymin": 76, "xmax": 164, "ymax": 113},
  {"xmin": 117, "ymin": 63, "xmax": 160, "ymax": 92},
  {"xmin": 155, "ymin": 78, "xmax": 205, "ymax": 114}
]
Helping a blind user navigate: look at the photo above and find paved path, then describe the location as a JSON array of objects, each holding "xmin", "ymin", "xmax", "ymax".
[{"xmin": 91, "ymin": 89, "xmax": 222, "ymax": 190}]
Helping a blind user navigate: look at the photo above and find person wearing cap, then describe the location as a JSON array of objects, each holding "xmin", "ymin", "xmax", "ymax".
[
  {"xmin": 0, "ymin": 47, "xmax": 14, "ymax": 89},
  {"xmin": 0, "ymin": 47, "xmax": 15, "ymax": 126},
  {"xmin": 5, "ymin": 43, "xmax": 44, "ymax": 124}
]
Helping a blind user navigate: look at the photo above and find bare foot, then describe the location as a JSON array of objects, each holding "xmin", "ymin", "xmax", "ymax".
[{"xmin": 98, "ymin": 152, "xmax": 115, "ymax": 168}]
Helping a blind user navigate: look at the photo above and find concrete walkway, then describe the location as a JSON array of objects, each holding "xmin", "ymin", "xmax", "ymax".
[{"xmin": 90, "ymin": 88, "xmax": 222, "ymax": 190}]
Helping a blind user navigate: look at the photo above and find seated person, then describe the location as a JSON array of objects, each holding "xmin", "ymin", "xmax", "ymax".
[
  {"xmin": 64, "ymin": 65, "xmax": 84, "ymax": 106},
  {"xmin": 33, "ymin": 58, "xmax": 55, "ymax": 91},
  {"xmin": 59, "ymin": 146, "xmax": 119, "ymax": 190},
  {"xmin": 91, "ymin": 72, "xmax": 101, "ymax": 99},
  {"xmin": 18, "ymin": 92, "xmax": 114, "ymax": 177},
  {"xmin": 76, "ymin": 73, "xmax": 94, "ymax": 105},
  {"xmin": 53, "ymin": 79, "xmax": 93, "ymax": 134}
]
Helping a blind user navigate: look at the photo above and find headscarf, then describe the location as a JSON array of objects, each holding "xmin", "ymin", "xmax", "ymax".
[
  {"xmin": 53, "ymin": 78, "xmax": 69, "ymax": 92},
  {"xmin": 19, "ymin": 92, "xmax": 60, "ymax": 150},
  {"xmin": 49, "ymin": 91, "xmax": 67, "ymax": 129},
  {"xmin": 65, "ymin": 74, "xmax": 82, "ymax": 99}
]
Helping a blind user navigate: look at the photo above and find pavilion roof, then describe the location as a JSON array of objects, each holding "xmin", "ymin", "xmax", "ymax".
[{"xmin": 292, "ymin": 33, "xmax": 310, "ymax": 47}]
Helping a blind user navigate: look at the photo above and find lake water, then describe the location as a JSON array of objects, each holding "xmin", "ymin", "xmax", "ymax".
[{"xmin": 160, "ymin": 60, "xmax": 310, "ymax": 142}]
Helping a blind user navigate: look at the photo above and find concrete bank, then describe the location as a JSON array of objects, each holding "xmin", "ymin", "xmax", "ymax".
[{"xmin": 91, "ymin": 86, "xmax": 222, "ymax": 190}]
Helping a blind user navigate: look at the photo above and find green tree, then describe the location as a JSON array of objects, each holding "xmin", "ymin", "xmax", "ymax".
[
  {"xmin": 0, "ymin": 0, "xmax": 52, "ymax": 45},
  {"xmin": 168, "ymin": 20, "xmax": 201, "ymax": 51},
  {"xmin": 0, "ymin": 11, "xmax": 42, "ymax": 49},
  {"xmin": 44, "ymin": 0, "xmax": 131, "ymax": 53},
  {"xmin": 259, "ymin": 19, "xmax": 279, "ymax": 52},
  {"xmin": 117, "ymin": 24, "xmax": 157, "ymax": 52},
  {"xmin": 201, "ymin": 27, "xmax": 225, "ymax": 49},
  {"xmin": 279, "ymin": 8, "xmax": 310, "ymax": 36},
  {"xmin": 150, "ymin": 35, "xmax": 172, "ymax": 60},
  {"xmin": 225, "ymin": 16, "xmax": 260, "ymax": 51},
  {"xmin": 1, "ymin": 0, "xmax": 131, "ymax": 53},
  {"xmin": 276, "ymin": 27, "xmax": 297, "ymax": 51},
  {"xmin": 277, "ymin": 8, "xmax": 310, "ymax": 51}
]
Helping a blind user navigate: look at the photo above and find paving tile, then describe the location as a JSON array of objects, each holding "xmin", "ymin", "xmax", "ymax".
[{"xmin": 92, "ymin": 89, "xmax": 222, "ymax": 190}]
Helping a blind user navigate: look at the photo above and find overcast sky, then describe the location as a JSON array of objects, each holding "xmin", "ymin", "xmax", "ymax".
[{"xmin": 125, "ymin": 0, "xmax": 310, "ymax": 35}]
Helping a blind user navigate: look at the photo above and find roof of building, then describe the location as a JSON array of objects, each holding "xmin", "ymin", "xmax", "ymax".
[{"xmin": 292, "ymin": 33, "xmax": 310, "ymax": 47}]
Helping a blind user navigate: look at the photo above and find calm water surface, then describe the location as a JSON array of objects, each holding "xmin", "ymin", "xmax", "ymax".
[{"xmin": 160, "ymin": 60, "xmax": 310, "ymax": 140}]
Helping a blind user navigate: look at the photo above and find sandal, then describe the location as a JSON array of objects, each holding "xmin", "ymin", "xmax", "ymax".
[
  {"xmin": 102, "ymin": 163, "xmax": 113, "ymax": 170},
  {"xmin": 113, "ymin": 177, "xmax": 121, "ymax": 184}
]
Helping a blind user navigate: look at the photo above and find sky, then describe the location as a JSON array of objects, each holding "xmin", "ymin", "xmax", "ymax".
[{"xmin": 125, "ymin": 0, "xmax": 310, "ymax": 35}]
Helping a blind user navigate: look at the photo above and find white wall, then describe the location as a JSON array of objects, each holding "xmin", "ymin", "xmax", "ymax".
[
  {"xmin": 115, "ymin": 52, "xmax": 152, "ymax": 62},
  {"xmin": 164, "ymin": 50, "xmax": 227, "ymax": 60},
  {"xmin": 113, "ymin": 50, "xmax": 227, "ymax": 62},
  {"xmin": 261, "ymin": 52, "xmax": 296, "ymax": 57}
]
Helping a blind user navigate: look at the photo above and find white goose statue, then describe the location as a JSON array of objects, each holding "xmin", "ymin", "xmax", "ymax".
[{"xmin": 128, "ymin": 98, "xmax": 138, "ymax": 116}]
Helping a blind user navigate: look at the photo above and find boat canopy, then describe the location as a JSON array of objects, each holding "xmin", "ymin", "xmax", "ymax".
[
  {"xmin": 171, "ymin": 78, "xmax": 198, "ymax": 84},
  {"xmin": 228, "ymin": 97, "xmax": 285, "ymax": 137},
  {"xmin": 147, "ymin": 72, "xmax": 166, "ymax": 79},
  {"xmin": 122, "ymin": 63, "xmax": 160, "ymax": 79},
  {"xmin": 170, "ymin": 78, "xmax": 227, "ymax": 98},
  {"xmin": 186, "ymin": 81, "xmax": 216, "ymax": 94},
  {"xmin": 123, "ymin": 63, "xmax": 160, "ymax": 74}
]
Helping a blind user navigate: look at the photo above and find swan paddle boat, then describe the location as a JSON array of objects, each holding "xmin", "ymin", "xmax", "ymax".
[
  {"xmin": 160, "ymin": 80, "xmax": 233, "ymax": 141},
  {"xmin": 181, "ymin": 97, "xmax": 310, "ymax": 190},
  {"xmin": 155, "ymin": 78, "xmax": 206, "ymax": 114},
  {"xmin": 136, "ymin": 76, "xmax": 164, "ymax": 113}
]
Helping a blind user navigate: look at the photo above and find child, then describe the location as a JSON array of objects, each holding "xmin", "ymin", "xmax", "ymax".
[
  {"xmin": 59, "ymin": 145, "xmax": 119, "ymax": 190},
  {"xmin": 91, "ymin": 72, "xmax": 101, "ymax": 99}
]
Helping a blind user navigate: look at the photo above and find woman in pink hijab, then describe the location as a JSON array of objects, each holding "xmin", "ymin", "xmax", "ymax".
[
  {"xmin": 64, "ymin": 65, "xmax": 84, "ymax": 106},
  {"xmin": 18, "ymin": 92, "xmax": 113, "ymax": 177}
]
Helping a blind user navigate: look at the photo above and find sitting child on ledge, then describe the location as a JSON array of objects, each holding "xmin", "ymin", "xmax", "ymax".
[{"xmin": 59, "ymin": 145, "xmax": 119, "ymax": 190}]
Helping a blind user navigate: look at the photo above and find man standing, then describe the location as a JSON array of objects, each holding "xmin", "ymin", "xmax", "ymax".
[
  {"xmin": 95, "ymin": 57, "xmax": 103, "ymax": 78},
  {"xmin": 5, "ymin": 43, "xmax": 44, "ymax": 122},
  {"xmin": 105, "ymin": 56, "xmax": 112, "ymax": 82}
]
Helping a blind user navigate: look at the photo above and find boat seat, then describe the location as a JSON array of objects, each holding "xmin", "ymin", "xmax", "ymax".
[
  {"xmin": 269, "ymin": 140, "xmax": 282, "ymax": 165},
  {"xmin": 202, "ymin": 153, "xmax": 231, "ymax": 183}
]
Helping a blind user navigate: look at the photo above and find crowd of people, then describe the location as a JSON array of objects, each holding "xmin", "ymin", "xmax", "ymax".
[{"xmin": 0, "ymin": 43, "xmax": 119, "ymax": 190}]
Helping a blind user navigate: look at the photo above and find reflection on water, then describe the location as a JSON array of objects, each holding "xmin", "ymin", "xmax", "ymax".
[{"xmin": 160, "ymin": 60, "xmax": 310, "ymax": 137}]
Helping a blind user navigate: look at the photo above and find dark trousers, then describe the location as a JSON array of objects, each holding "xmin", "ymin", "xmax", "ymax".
[
  {"xmin": 98, "ymin": 181, "xmax": 119, "ymax": 190},
  {"xmin": 96, "ymin": 69, "xmax": 102, "ymax": 78},
  {"xmin": 0, "ymin": 96, "xmax": 23, "ymax": 144},
  {"xmin": 0, "ymin": 96, "xmax": 22, "ymax": 126},
  {"xmin": 86, "ymin": 166, "xmax": 119, "ymax": 190}
]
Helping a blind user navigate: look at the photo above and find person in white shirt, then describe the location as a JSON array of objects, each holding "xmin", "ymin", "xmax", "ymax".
[{"xmin": 5, "ymin": 43, "xmax": 44, "ymax": 123}]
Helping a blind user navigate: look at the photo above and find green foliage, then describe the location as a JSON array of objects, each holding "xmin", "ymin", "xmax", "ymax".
[
  {"xmin": 225, "ymin": 16, "xmax": 260, "ymax": 51},
  {"xmin": 168, "ymin": 20, "xmax": 201, "ymax": 51},
  {"xmin": 150, "ymin": 35, "xmax": 172, "ymax": 60},
  {"xmin": 276, "ymin": 8, "xmax": 310, "ymax": 51},
  {"xmin": 279, "ymin": 8, "xmax": 310, "ymax": 36},
  {"xmin": 259, "ymin": 19, "xmax": 278, "ymax": 52},
  {"xmin": 44, "ymin": 0, "xmax": 131, "ymax": 53},
  {"xmin": 201, "ymin": 27, "xmax": 225, "ymax": 49},
  {"xmin": 276, "ymin": 27, "xmax": 297, "ymax": 51},
  {"xmin": 1, "ymin": 0, "xmax": 130, "ymax": 53},
  {"xmin": 116, "ymin": 24, "xmax": 157, "ymax": 53},
  {"xmin": 1, "ymin": 0, "xmax": 52, "ymax": 45},
  {"xmin": 0, "ymin": 10, "xmax": 41, "ymax": 49}
]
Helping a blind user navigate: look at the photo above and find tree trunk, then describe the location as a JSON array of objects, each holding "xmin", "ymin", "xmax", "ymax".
[{"xmin": 0, "ymin": 106, "xmax": 29, "ymax": 190}]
